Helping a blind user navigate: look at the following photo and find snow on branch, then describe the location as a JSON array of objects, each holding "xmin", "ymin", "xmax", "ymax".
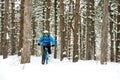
[{"xmin": 108, "ymin": 16, "xmax": 117, "ymax": 24}]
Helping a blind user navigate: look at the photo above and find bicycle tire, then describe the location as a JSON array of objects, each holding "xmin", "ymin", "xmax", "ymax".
[{"xmin": 42, "ymin": 46, "xmax": 49, "ymax": 64}]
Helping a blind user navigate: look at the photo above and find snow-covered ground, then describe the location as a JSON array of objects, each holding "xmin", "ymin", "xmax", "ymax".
[{"xmin": 0, "ymin": 55, "xmax": 120, "ymax": 80}]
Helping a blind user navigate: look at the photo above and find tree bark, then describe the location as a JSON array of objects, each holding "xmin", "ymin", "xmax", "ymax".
[
  {"xmin": 73, "ymin": 0, "xmax": 80, "ymax": 62},
  {"xmin": 67, "ymin": 0, "xmax": 74, "ymax": 60},
  {"xmin": 11, "ymin": 0, "xmax": 16, "ymax": 55},
  {"xmin": 90, "ymin": 0, "xmax": 96, "ymax": 60},
  {"xmin": 0, "ymin": 0, "xmax": 4, "ymax": 55},
  {"xmin": 101, "ymin": 0, "xmax": 108, "ymax": 64},
  {"xmin": 109, "ymin": 2, "xmax": 114, "ymax": 62},
  {"xmin": 21, "ymin": 0, "xmax": 32, "ymax": 64},
  {"xmin": 60, "ymin": 0, "xmax": 64, "ymax": 61},
  {"xmin": 18, "ymin": 0, "xmax": 24, "ymax": 56},
  {"xmin": 86, "ymin": 0, "xmax": 91, "ymax": 60},
  {"xmin": 54, "ymin": 0, "xmax": 57, "ymax": 59},
  {"xmin": 86, "ymin": 0, "xmax": 95, "ymax": 60},
  {"xmin": 46, "ymin": 0, "xmax": 51, "ymax": 31},
  {"xmin": 116, "ymin": 0, "xmax": 120, "ymax": 62},
  {"xmin": 42, "ymin": 1, "xmax": 45, "ymax": 30},
  {"xmin": 31, "ymin": 17, "xmax": 36, "ymax": 55},
  {"xmin": 3, "ymin": 0, "xmax": 9, "ymax": 59}
]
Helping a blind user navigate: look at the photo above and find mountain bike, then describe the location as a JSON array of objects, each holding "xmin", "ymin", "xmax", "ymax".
[{"xmin": 41, "ymin": 46, "xmax": 49, "ymax": 64}]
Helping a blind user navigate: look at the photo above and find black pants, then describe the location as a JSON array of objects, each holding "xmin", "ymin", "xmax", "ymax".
[{"xmin": 43, "ymin": 46, "xmax": 51, "ymax": 54}]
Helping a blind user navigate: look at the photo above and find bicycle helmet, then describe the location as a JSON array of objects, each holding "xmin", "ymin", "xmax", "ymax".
[{"xmin": 43, "ymin": 30, "xmax": 49, "ymax": 34}]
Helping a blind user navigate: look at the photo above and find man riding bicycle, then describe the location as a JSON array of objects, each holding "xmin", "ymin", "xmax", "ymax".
[{"xmin": 38, "ymin": 30, "xmax": 55, "ymax": 64}]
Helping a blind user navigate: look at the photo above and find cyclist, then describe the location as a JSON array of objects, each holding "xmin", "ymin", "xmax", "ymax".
[{"xmin": 38, "ymin": 30, "xmax": 55, "ymax": 64}]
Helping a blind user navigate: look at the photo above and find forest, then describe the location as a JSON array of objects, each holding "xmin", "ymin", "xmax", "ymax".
[{"xmin": 0, "ymin": 0, "xmax": 120, "ymax": 64}]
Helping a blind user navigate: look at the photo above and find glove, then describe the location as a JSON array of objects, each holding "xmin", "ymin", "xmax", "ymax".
[
  {"xmin": 38, "ymin": 43, "xmax": 40, "ymax": 46},
  {"xmin": 51, "ymin": 45, "xmax": 55, "ymax": 47}
]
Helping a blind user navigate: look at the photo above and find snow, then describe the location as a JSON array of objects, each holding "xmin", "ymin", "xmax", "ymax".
[{"xmin": 0, "ymin": 55, "xmax": 120, "ymax": 80}]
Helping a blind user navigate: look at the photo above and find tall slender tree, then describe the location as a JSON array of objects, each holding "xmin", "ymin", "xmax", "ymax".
[
  {"xmin": 18, "ymin": 0, "xmax": 24, "ymax": 56},
  {"xmin": 42, "ymin": 1, "xmax": 45, "ymax": 30},
  {"xmin": 21, "ymin": 0, "xmax": 32, "ymax": 64},
  {"xmin": 46, "ymin": 0, "xmax": 51, "ymax": 31},
  {"xmin": 101, "ymin": 0, "xmax": 109, "ymax": 64},
  {"xmin": 11, "ymin": 0, "xmax": 16, "ymax": 55},
  {"xmin": 86, "ymin": 0, "xmax": 95, "ymax": 60},
  {"xmin": 3, "ymin": 0, "xmax": 9, "ymax": 59},
  {"xmin": 109, "ymin": 1, "xmax": 114, "ymax": 62},
  {"xmin": 81, "ymin": 12, "xmax": 86, "ymax": 60},
  {"xmin": 73, "ymin": 0, "xmax": 80, "ymax": 62},
  {"xmin": 86, "ymin": 0, "xmax": 91, "ymax": 60},
  {"xmin": 54, "ymin": 0, "xmax": 58, "ymax": 58},
  {"xmin": 31, "ymin": 16, "xmax": 36, "ymax": 55},
  {"xmin": 0, "ymin": 0, "xmax": 5, "ymax": 55},
  {"xmin": 116, "ymin": 0, "xmax": 120, "ymax": 62},
  {"xmin": 90, "ymin": 0, "xmax": 96, "ymax": 60},
  {"xmin": 60, "ymin": 0, "xmax": 64, "ymax": 61},
  {"xmin": 67, "ymin": 0, "xmax": 73, "ymax": 60}
]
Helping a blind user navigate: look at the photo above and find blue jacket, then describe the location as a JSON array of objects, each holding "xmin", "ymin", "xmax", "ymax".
[{"xmin": 38, "ymin": 34, "xmax": 55, "ymax": 46}]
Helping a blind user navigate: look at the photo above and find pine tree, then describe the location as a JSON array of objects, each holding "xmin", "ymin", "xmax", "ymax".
[
  {"xmin": 31, "ymin": 16, "xmax": 36, "ymax": 55},
  {"xmin": 109, "ymin": 1, "xmax": 114, "ymax": 62},
  {"xmin": 86, "ymin": 0, "xmax": 96, "ymax": 60},
  {"xmin": 54, "ymin": 0, "xmax": 58, "ymax": 58},
  {"xmin": 73, "ymin": 0, "xmax": 80, "ymax": 62},
  {"xmin": 18, "ymin": 0, "xmax": 24, "ymax": 56},
  {"xmin": 116, "ymin": 0, "xmax": 120, "ymax": 62},
  {"xmin": 101, "ymin": 0, "xmax": 109, "ymax": 64},
  {"xmin": 3, "ymin": 0, "xmax": 9, "ymax": 59},
  {"xmin": 0, "ymin": 0, "xmax": 5, "ymax": 55},
  {"xmin": 60, "ymin": 0, "xmax": 64, "ymax": 61},
  {"xmin": 11, "ymin": 0, "xmax": 16, "ymax": 55},
  {"xmin": 21, "ymin": 0, "xmax": 32, "ymax": 64},
  {"xmin": 46, "ymin": 0, "xmax": 51, "ymax": 31}
]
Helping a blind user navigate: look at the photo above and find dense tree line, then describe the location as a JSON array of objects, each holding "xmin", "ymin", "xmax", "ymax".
[{"xmin": 0, "ymin": 0, "xmax": 120, "ymax": 64}]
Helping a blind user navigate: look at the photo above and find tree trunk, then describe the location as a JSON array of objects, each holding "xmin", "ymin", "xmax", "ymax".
[
  {"xmin": 90, "ymin": 0, "xmax": 96, "ymax": 60},
  {"xmin": 0, "ymin": 0, "xmax": 4, "ymax": 55},
  {"xmin": 67, "ymin": 0, "xmax": 74, "ymax": 60},
  {"xmin": 79, "ymin": 8, "xmax": 82, "ymax": 60},
  {"xmin": 73, "ymin": 0, "xmax": 80, "ymax": 62},
  {"xmin": 54, "ymin": 0, "xmax": 57, "ymax": 59},
  {"xmin": 67, "ymin": 21, "xmax": 72, "ymax": 60},
  {"xmin": 86, "ymin": 0, "xmax": 95, "ymax": 60},
  {"xmin": 46, "ymin": 0, "xmax": 51, "ymax": 31},
  {"xmin": 21, "ymin": 0, "xmax": 32, "ymax": 64},
  {"xmin": 81, "ymin": 13, "xmax": 86, "ymax": 60},
  {"xmin": 116, "ymin": 0, "xmax": 120, "ymax": 62},
  {"xmin": 109, "ymin": 2, "xmax": 114, "ymax": 62},
  {"xmin": 11, "ymin": 0, "xmax": 16, "ymax": 55},
  {"xmin": 101, "ymin": 0, "xmax": 108, "ymax": 64},
  {"xmin": 31, "ymin": 17, "xmax": 36, "ymax": 55},
  {"xmin": 60, "ymin": 0, "xmax": 64, "ymax": 61},
  {"xmin": 18, "ymin": 0, "xmax": 24, "ymax": 56},
  {"xmin": 3, "ymin": 0, "xmax": 9, "ymax": 59},
  {"xmin": 42, "ymin": 1, "xmax": 45, "ymax": 30},
  {"xmin": 86, "ymin": 0, "xmax": 91, "ymax": 60}
]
